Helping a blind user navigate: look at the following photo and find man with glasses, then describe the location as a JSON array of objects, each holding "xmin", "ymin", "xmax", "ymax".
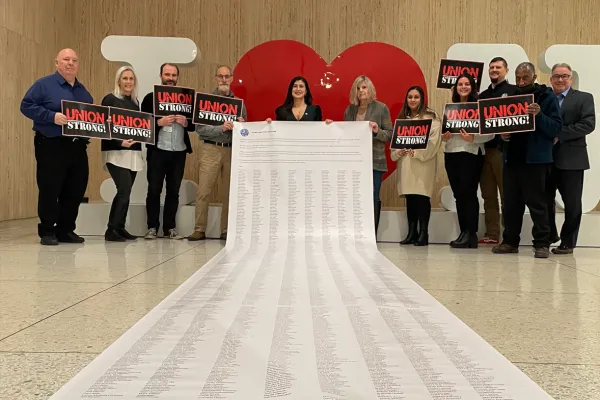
[
  {"xmin": 546, "ymin": 63, "xmax": 595, "ymax": 254},
  {"xmin": 188, "ymin": 65, "xmax": 247, "ymax": 241}
]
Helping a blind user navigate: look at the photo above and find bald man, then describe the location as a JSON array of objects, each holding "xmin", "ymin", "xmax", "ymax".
[{"xmin": 21, "ymin": 48, "xmax": 93, "ymax": 246}]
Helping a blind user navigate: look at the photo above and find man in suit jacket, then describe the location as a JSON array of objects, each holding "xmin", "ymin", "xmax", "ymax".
[{"xmin": 546, "ymin": 63, "xmax": 596, "ymax": 254}]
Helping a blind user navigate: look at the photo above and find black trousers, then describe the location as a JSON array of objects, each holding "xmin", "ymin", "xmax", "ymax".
[
  {"xmin": 503, "ymin": 163, "xmax": 551, "ymax": 248},
  {"xmin": 34, "ymin": 133, "xmax": 89, "ymax": 237},
  {"xmin": 106, "ymin": 163, "xmax": 137, "ymax": 230},
  {"xmin": 146, "ymin": 149, "xmax": 186, "ymax": 233},
  {"xmin": 445, "ymin": 151, "xmax": 484, "ymax": 234},
  {"xmin": 405, "ymin": 194, "xmax": 431, "ymax": 232},
  {"xmin": 546, "ymin": 166, "xmax": 584, "ymax": 248}
]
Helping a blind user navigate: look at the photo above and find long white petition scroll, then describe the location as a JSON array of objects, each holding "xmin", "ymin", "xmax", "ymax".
[{"xmin": 49, "ymin": 121, "xmax": 553, "ymax": 399}]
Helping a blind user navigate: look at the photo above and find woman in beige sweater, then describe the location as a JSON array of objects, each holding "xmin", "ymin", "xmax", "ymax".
[{"xmin": 391, "ymin": 85, "xmax": 442, "ymax": 246}]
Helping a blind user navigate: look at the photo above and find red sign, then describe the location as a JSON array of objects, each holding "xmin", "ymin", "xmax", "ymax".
[
  {"xmin": 153, "ymin": 85, "xmax": 195, "ymax": 119},
  {"xmin": 390, "ymin": 119, "xmax": 432, "ymax": 150},
  {"xmin": 193, "ymin": 92, "xmax": 244, "ymax": 126},
  {"xmin": 62, "ymin": 100, "xmax": 110, "ymax": 139},
  {"xmin": 437, "ymin": 59, "xmax": 484, "ymax": 91},
  {"xmin": 478, "ymin": 94, "xmax": 535, "ymax": 134},
  {"xmin": 442, "ymin": 102, "xmax": 480, "ymax": 134},
  {"xmin": 109, "ymin": 106, "xmax": 155, "ymax": 144}
]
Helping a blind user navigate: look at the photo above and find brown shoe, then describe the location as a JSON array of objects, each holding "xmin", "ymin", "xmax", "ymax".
[
  {"xmin": 551, "ymin": 245, "xmax": 573, "ymax": 255},
  {"xmin": 534, "ymin": 247, "xmax": 550, "ymax": 258},
  {"xmin": 492, "ymin": 243, "xmax": 519, "ymax": 254},
  {"xmin": 187, "ymin": 231, "xmax": 206, "ymax": 241}
]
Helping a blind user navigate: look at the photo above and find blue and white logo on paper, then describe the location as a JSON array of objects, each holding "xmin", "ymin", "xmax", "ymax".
[{"xmin": 240, "ymin": 128, "xmax": 249, "ymax": 137}]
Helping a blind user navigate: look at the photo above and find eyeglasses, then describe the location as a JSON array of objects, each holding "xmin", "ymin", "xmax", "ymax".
[
  {"xmin": 551, "ymin": 74, "xmax": 571, "ymax": 81},
  {"xmin": 216, "ymin": 74, "xmax": 232, "ymax": 80}
]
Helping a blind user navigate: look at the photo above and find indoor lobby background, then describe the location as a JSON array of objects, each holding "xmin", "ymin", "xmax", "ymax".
[
  {"xmin": 3, "ymin": 0, "xmax": 600, "ymax": 223},
  {"xmin": 3, "ymin": 1, "xmax": 600, "ymax": 399}
]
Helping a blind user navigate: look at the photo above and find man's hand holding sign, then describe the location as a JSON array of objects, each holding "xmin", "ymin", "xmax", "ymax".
[{"xmin": 478, "ymin": 94, "xmax": 535, "ymax": 139}]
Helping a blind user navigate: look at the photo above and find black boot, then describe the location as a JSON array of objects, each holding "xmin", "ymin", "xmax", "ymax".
[
  {"xmin": 414, "ymin": 197, "xmax": 430, "ymax": 246},
  {"xmin": 374, "ymin": 200, "xmax": 382, "ymax": 237},
  {"xmin": 400, "ymin": 222, "xmax": 418, "ymax": 245},
  {"xmin": 414, "ymin": 229, "xmax": 428, "ymax": 246},
  {"xmin": 450, "ymin": 231, "xmax": 478, "ymax": 248},
  {"xmin": 105, "ymin": 229, "xmax": 126, "ymax": 242},
  {"xmin": 450, "ymin": 231, "xmax": 466, "ymax": 246}
]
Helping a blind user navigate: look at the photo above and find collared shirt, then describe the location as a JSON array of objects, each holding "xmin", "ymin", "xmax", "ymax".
[
  {"xmin": 557, "ymin": 87, "xmax": 571, "ymax": 108},
  {"xmin": 156, "ymin": 122, "xmax": 187, "ymax": 151},
  {"xmin": 195, "ymin": 89, "xmax": 247, "ymax": 144},
  {"xmin": 20, "ymin": 71, "xmax": 94, "ymax": 137}
]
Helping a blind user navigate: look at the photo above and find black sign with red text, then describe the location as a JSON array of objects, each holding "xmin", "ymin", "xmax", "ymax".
[
  {"xmin": 109, "ymin": 107, "xmax": 155, "ymax": 144},
  {"xmin": 442, "ymin": 102, "xmax": 480, "ymax": 134},
  {"xmin": 437, "ymin": 59, "xmax": 484, "ymax": 91},
  {"xmin": 478, "ymin": 94, "xmax": 535, "ymax": 134},
  {"xmin": 153, "ymin": 85, "xmax": 195, "ymax": 119},
  {"xmin": 62, "ymin": 100, "xmax": 110, "ymax": 139},
  {"xmin": 390, "ymin": 119, "xmax": 432, "ymax": 150},
  {"xmin": 192, "ymin": 92, "xmax": 244, "ymax": 126}
]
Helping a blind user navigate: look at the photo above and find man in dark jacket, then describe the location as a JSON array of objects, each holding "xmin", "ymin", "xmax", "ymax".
[
  {"xmin": 546, "ymin": 63, "xmax": 595, "ymax": 254},
  {"xmin": 478, "ymin": 57, "xmax": 520, "ymax": 245},
  {"xmin": 140, "ymin": 63, "xmax": 195, "ymax": 240},
  {"xmin": 492, "ymin": 62, "xmax": 562, "ymax": 258}
]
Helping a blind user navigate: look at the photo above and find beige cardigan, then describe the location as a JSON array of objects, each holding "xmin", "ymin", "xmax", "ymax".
[{"xmin": 390, "ymin": 109, "xmax": 442, "ymax": 198}]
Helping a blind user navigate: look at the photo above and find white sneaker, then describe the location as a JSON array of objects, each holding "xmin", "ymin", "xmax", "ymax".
[
  {"xmin": 144, "ymin": 228, "xmax": 157, "ymax": 240},
  {"xmin": 167, "ymin": 229, "xmax": 184, "ymax": 240}
]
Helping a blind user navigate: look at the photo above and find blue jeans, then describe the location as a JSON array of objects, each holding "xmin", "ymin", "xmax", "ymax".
[{"xmin": 373, "ymin": 170, "xmax": 383, "ymax": 203}]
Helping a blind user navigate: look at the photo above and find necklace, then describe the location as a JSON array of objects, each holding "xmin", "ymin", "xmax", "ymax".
[{"xmin": 292, "ymin": 104, "xmax": 306, "ymax": 120}]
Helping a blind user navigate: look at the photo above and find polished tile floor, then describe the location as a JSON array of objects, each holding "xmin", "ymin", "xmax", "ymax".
[{"xmin": 1, "ymin": 219, "xmax": 599, "ymax": 399}]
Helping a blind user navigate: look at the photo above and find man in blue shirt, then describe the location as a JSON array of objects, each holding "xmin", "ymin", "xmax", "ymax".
[{"xmin": 20, "ymin": 48, "xmax": 93, "ymax": 246}]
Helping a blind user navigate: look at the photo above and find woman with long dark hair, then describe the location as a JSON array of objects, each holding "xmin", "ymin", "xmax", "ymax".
[
  {"xmin": 391, "ymin": 85, "xmax": 441, "ymax": 246},
  {"xmin": 271, "ymin": 76, "xmax": 323, "ymax": 121},
  {"xmin": 266, "ymin": 76, "xmax": 332, "ymax": 125},
  {"xmin": 442, "ymin": 73, "xmax": 493, "ymax": 248}
]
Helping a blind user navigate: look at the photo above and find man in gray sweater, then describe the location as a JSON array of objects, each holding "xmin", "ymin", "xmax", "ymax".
[{"xmin": 188, "ymin": 65, "xmax": 247, "ymax": 241}]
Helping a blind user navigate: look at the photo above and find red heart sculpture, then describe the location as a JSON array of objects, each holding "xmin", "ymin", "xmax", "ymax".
[{"xmin": 230, "ymin": 40, "xmax": 428, "ymax": 180}]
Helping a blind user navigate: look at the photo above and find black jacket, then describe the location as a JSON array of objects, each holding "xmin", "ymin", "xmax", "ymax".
[
  {"xmin": 141, "ymin": 92, "xmax": 194, "ymax": 154},
  {"xmin": 275, "ymin": 104, "xmax": 323, "ymax": 121},
  {"xmin": 553, "ymin": 89, "xmax": 595, "ymax": 170},
  {"xmin": 100, "ymin": 93, "xmax": 142, "ymax": 152},
  {"xmin": 479, "ymin": 80, "xmax": 520, "ymax": 149},
  {"xmin": 503, "ymin": 84, "xmax": 562, "ymax": 164}
]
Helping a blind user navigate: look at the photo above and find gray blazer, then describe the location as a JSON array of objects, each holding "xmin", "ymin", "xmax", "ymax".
[{"xmin": 343, "ymin": 100, "xmax": 393, "ymax": 172}]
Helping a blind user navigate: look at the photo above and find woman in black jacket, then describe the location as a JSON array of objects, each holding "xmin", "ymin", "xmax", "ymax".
[
  {"xmin": 100, "ymin": 66, "xmax": 144, "ymax": 242},
  {"xmin": 266, "ymin": 76, "xmax": 331, "ymax": 123},
  {"xmin": 276, "ymin": 76, "xmax": 322, "ymax": 121}
]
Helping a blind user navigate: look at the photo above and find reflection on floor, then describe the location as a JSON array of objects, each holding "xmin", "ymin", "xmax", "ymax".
[{"xmin": 0, "ymin": 218, "xmax": 599, "ymax": 399}]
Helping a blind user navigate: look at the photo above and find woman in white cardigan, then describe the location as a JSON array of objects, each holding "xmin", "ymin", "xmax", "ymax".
[
  {"xmin": 391, "ymin": 85, "xmax": 441, "ymax": 246},
  {"xmin": 442, "ymin": 73, "xmax": 493, "ymax": 248}
]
